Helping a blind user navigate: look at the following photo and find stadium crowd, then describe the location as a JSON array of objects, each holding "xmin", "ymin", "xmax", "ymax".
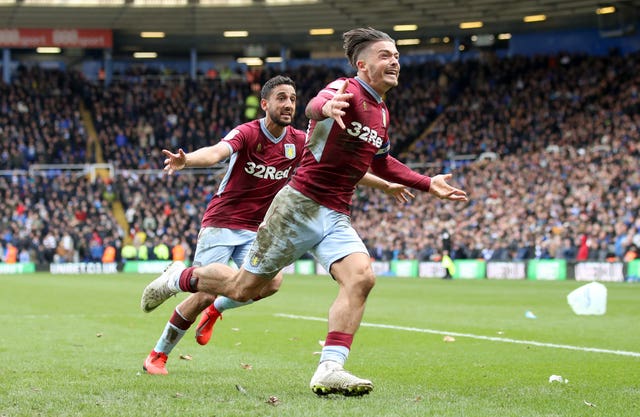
[
  {"xmin": 0, "ymin": 67, "xmax": 88, "ymax": 169},
  {"xmin": 1, "ymin": 51, "xmax": 639, "ymax": 265},
  {"xmin": 0, "ymin": 173, "xmax": 124, "ymax": 264}
]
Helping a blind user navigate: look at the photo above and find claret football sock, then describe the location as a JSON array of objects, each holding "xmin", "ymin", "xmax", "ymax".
[
  {"xmin": 319, "ymin": 331, "xmax": 353, "ymax": 365},
  {"xmin": 176, "ymin": 267, "xmax": 198, "ymax": 292},
  {"xmin": 153, "ymin": 308, "xmax": 194, "ymax": 355}
]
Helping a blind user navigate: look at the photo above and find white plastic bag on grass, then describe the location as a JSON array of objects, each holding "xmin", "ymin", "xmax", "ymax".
[{"xmin": 567, "ymin": 282, "xmax": 607, "ymax": 315}]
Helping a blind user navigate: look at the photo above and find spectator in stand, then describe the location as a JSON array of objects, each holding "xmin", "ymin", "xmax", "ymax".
[
  {"xmin": 18, "ymin": 245, "xmax": 31, "ymax": 263},
  {"xmin": 624, "ymin": 244, "xmax": 638, "ymax": 262},
  {"xmin": 441, "ymin": 250, "xmax": 454, "ymax": 279},
  {"xmin": 556, "ymin": 237, "xmax": 577, "ymax": 260},
  {"xmin": 89, "ymin": 239, "xmax": 104, "ymax": 262},
  {"xmin": 137, "ymin": 241, "xmax": 149, "ymax": 261},
  {"xmin": 171, "ymin": 238, "xmax": 187, "ymax": 262},
  {"xmin": 153, "ymin": 237, "xmax": 170, "ymax": 261},
  {"xmin": 576, "ymin": 234, "xmax": 589, "ymax": 261},
  {"xmin": 4, "ymin": 242, "xmax": 17, "ymax": 263},
  {"xmin": 121, "ymin": 242, "xmax": 137, "ymax": 261},
  {"xmin": 0, "ymin": 67, "xmax": 88, "ymax": 170},
  {"xmin": 102, "ymin": 240, "xmax": 117, "ymax": 263}
]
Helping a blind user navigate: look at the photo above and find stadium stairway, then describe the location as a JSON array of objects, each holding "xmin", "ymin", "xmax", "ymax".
[
  {"xmin": 80, "ymin": 101, "xmax": 132, "ymax": 244},
  {"xmin": 405, "ymin": 112, "xmax": 444, "ymax": 154}
]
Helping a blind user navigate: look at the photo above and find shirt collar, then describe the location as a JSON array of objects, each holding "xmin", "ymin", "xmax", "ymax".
[
  {"xmin": 355, "ymin": 77, "xmax": 383, "ymax": 103},
  {"xmin": 260, "ymin": 118, "xmax": 286, "ymax": 143}
]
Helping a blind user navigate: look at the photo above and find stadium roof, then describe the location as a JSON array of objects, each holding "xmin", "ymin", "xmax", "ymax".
[{"xmin": 0, "ymin": 0, "xmax": 638, "ymax": 58}]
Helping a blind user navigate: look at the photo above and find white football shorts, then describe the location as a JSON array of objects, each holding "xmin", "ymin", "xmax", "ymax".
[
  {"xmin": 193, "ymin": 227, "xmax": 256, "ymax": 268},
  {"xmin": 243, "ymin": 185, "xmax": 368, "ymax": 278}
]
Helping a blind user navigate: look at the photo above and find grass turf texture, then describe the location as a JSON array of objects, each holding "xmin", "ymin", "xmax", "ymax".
[{"xmin": 1, "ymin": 273, "xmax": 639, "ymax": 417}]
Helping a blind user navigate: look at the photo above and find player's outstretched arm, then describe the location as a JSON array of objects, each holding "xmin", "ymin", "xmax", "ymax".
[
  {"xmin": 385, "ymin": 182, "xmax": 415, "ymax": 203},
  {"xmin": 162, "ymin": 143, "xmax": 231, "ymax": 175},
  {"xmin": 162, "ymin": 148, "xmax": 187, "ymax": 175},
  {"xmin": 428, "ymin": 174, "xmax": 469, "ymax": 202},
  {"xmin": 358, "ymin": 172, "xmax": 415, "ymax": 203},
  {"xmin": 370, "ymin": 154, "xmax": 468, "ymax": 202},
  {"xmin": 305, "ymin": 79, "xmax": 353, "ymax": 129}
]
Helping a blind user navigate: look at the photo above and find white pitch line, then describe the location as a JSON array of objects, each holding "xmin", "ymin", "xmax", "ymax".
[{"xmin": 275, "ymin": 313, "xmax": 640, "ymax": 358}]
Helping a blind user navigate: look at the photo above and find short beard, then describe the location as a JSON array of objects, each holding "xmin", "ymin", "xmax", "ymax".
[
  {"xmin": 274, "ymin": 119, "xmax": 291, "ymax": 127},
  {"xmin": 271, "ymin": 113, "xmax": 292, "ymax": 127}
]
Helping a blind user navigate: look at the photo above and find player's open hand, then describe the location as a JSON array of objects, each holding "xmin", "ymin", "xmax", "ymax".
[
  {"xmin": 162, "ymin": 148, "xmax": 187, "ymax": 175},
  {"xmin": 322, "ymin": 79, "xmax": 353, "ymax": 129},
  {"xmin": 384, "ymin": 183, "xmax": 415, "ymax": 203},
  {"xmin": 428, "ymin": 174, "xmax": 469, "ymax": 202}
]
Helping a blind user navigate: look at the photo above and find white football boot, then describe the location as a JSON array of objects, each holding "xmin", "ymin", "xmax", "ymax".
[
  {"xmin": 140, "ymin": 261, "xmax": 186, "ymax": 312},
  {"xmin": 309, "ymin": 361, "xmax": 373, "ymax": 396}
]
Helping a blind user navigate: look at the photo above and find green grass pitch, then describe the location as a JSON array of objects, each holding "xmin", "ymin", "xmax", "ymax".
[{"xmin": 1, "ymin": 273, "xmax": 639, "ymax": 417}]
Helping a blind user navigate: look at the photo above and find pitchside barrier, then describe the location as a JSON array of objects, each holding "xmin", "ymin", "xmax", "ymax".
[
  {"xmin": 0, "ymin": 262, "xmax": 36, "ymax": 274},
  {"xmin": 1, "ymin": 259, "xmax": 638, "ymax": 283}
]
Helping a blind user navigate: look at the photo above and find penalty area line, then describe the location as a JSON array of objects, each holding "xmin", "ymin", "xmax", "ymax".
[{"xmin": 275, "ymin": 313, "xmax": 640, "ymax": 358}]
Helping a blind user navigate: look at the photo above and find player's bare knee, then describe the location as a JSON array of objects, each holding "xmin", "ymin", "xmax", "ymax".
[
  {"xmin": 262, "ymin": 274, "xmax": 283, "ymax": 297},
  {"xmin": 225, "ymin": 287, "xmax": 255, "ymax": 302},
  {"xmin": 226, "ymin": 269, "xmax": 273, "ymax": 302},
  {"xmin": 356, "ymin": 270, "xmax": 376, "ymax": 296},
  {"xmin": 260, "ymin": 285, "xmax": 279, "ymax": 298},
  {"xmin": 193, "ymin": 292, "xmax": 216, "ymax": 309},
  {"xmin": 344, "ymin": 267, "xmax": 376, "ymax": 298}
]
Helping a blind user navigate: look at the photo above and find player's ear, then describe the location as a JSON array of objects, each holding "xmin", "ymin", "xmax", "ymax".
[
  {"xmin": 260, "ymin": 98, "xmax": 268, "ymax": 111},
  {"xmin": 356, "ymin": 59, "xmax": 366, "ymax": 71}
]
